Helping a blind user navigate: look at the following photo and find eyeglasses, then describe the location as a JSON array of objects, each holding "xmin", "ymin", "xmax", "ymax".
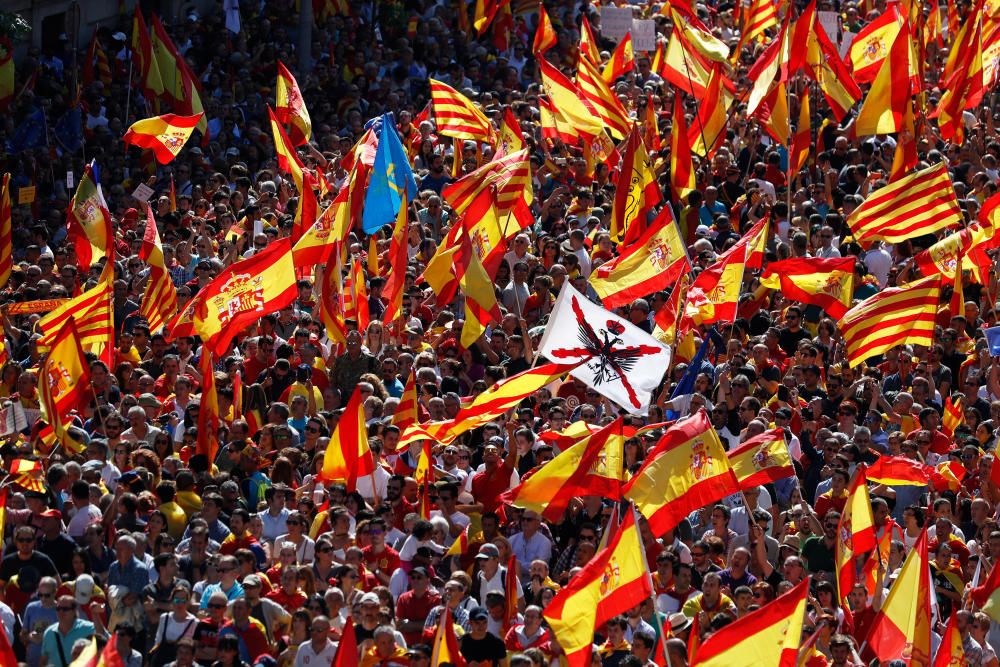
[
  {"xmin": 691, "ymin": 551, "xmax": 706, "ymax": 557},
  {"xmin": 16, "ymin": 537, "xmax": 34, "ymax": 544},
  {"xmin": 56, "ymin": 607, "xmax": 74, "ymax": 612},
  {"xmin": 208, "ymin": 603, "xmax": 226, "ymax": 609},
  {"xmin": 172, "ymin": 598, "xmax": 189, "ymax": 604}
]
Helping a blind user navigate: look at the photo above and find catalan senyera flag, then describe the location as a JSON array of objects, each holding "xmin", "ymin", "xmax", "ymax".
[
  {"xmin": 590, "ymin": 207, "xmax": 688, "ymax": 309},
  {"xmin": 38, "ymin": 318, "xmax": 91, "ymax": 455},
  {"xmin": 196, "ymin": 352, "xmax": 220, "ymax": 463},
  {"xmin": 688, "ymin": 65, "xmax": 731, "ymax": 158},
  {"xmin": 846, "ymin": 162, "xmax": 961, "ymax": 244},
  {"xmin": 543, "ymin": 509, "xmax": 653, "ymax": 667},
  {"xmin": 789, "ymin": 92, "xmax": 811, "ymax": 178},
  {"xmin": 138, "ymin": 207, "xmax": 178, "ymax": 333},
  {"xmin": 602, "ymin": 33, "xmax": 635, "ymax": 82},
  {"xmin": 624, "ymin": 410, "xmax": 740, "ymax": 535},
  {"xmin": 759, "ymin": 257, "xmax": 856, "ymax": 319},
  {"xmin": 0, "ymin": 38, "xmax": 12, "ymax": 112},
  {"xmin": 268, "ymin": 105, "xmax": 306, "ymax": 192},
  {"xmin": 37, "ymin": 276, "xmax": 113, "ymax": 359},
  {"xmin": 836, "ymin": 465, "xmax": 876, "ymax": 601},
  {"xmin": 727, "ymin": 428, "xmax": 794, "ymax": 489},
  {"xmin": 611, "ymin": 129, "xmax": 662, "ymax": 245},
  {"xmin": 533, "ymin": 3, "xmax": 558, "ymax": 54},
  {"xmin": 839, "ymin": 275, "xmax": 940, "ymax": 367},
  {"xmin": 579, "ymin": 15, "xmax": 601, "ymax": 65},
  {"xmin": 670, "ymin": 93, "xmax": 697, "ymax": 203},
  {"xmin": 576, "ymin": 54, "xmax": 632, "ymax": 140},
  {"xmin": 854, "ymin": 22, "xmax": 911, "ymax": 136},
  {"xmin": 275, "ymin": 61, "xmax": 312, "ymax": 146},
  {"xmin": 865, "ymin": 455, "xmax": 930, "ymax": 486},
  {"xmin": 319, "ymin": 387, "xmax": 374, "ymax": 491},
  {"xmin": 865, "ymin": 528, "xmax": 932, "ymax": 666},
  {"xmin": 123, "ymin": 113, "xmax": 203, "ymax": 164},
  {"xmin": 430, "ymin": 606, "xmax": 466, "ymax": 667},
  {"xmin": 970, "ymin": 554, "xmax": 1000, "ymax": 622},
  {"xmin": 390, "ymin": 370, "xmax": 419, "ymax": 434},
  {"xmin": 166, "ymin": 238, "xmax": 297, "ymax": 356},
  {"xmin": 131, "ymin": 8, "xmax": 163, "ymax": 103},
  {"xmin": 733, "ymin": 0, "xmax": 779, "ymax": 58},
  {"xmin": 443, "ymin": 148, "xmax": 534, "ymax": 229},
  {"xmin": 933, "ymin": 611, "xmax": 966, "ymax": 667},
  {"xmin": 429, "ymin": 78, "xmax": 495, "ymax": 144},
  {"xmin": 693, "ymin": 577, "xmax": 809, "ymax": 667},
  {"xmin": 538, "ymin": 59, "xmax": 603, "ymax": 140},
  {"xmin": 67, "ymin": 161, "xmax": 113, "ymax": 272},
  {"xmin": 499, "ymin": 418, "xmax": 625, "ymax": 522},
  {"xmin": 0, "ymin": 173, "xmax": 11, "ymax": 288}
]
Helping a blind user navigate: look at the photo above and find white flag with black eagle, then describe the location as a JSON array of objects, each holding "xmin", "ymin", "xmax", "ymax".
[{"xmin": 537, "ymin": 283, "xmax": 671, "ymax": 414}]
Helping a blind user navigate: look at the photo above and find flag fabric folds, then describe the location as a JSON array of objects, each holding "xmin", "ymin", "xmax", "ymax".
[
  {"xmin": 865, "ymin": 456, "xmax": 931, "ymax": 486},
  {"xmin": 610, "ymin": 129, "xmax": 662, "ymax": 245},
  {"xmin": 138, "ymin": 207, "xmax": 179, "ymax": 333},
  {"xmin": 362, "ymin": 114, "xmax": 418, "ymax": 233},
  {"xmin": 758, "ymin": 257, "xmax": 856, "ymax": 318},
  {"xmin": 846, "ymin": 162, "xmax": 961, "ymax": 244},
  {"xmin": 196, "ymin": 352, "xmax": 220, "ymax": 464},
  {"xmin": 537, "ymin": 282, "xmax": 672, "ymax": 413},
  {"xmin": 66, "ymin": 161, "xmax": 113, "ymax": 272},
  {"xmin": 275, "ymin": 61, "xmax": 312, "ymax": 146},
  {"xmin": 543, "ymin": 509, "xmax": 653, "ymax": 667},
  {"xmin": 538, "ymin": 59, "xmax": 603, "ymax": 140},
  {"xmin": 319, "ymin": 387, "xmax": 375, "ymax": 491},
  {"xmin": 623, "ymin": 410, "xmax": 740, "ymax": 535},
  {"xmin": 838, "ymin": 275, "xmax": 941, "ymax": 367},
  {"xmin": 429, "ymin": 78, "xmax": 495, "ymax": 144},
  {"xmin": 430, "ymin": 606, "xmax": 466, "ymax": 666},
  {"xmin": 727, "ymin": 428, "xmax": 794, "ymax": 489},
  {"xmin": 37, "ymin": 276, "xmax": 114, "ymax": 360},
  {"xmin": 970, "ymin": 556, "xmax": 1000, "ymax": 623},
  {"xmin": 39, "ymin": 319, "xmax": 91, "ymax": 455},
  {"xmin": 671, "ymin": 93, "xmax": 697, "ymax": 203},
  {"xmin": 123, "ymin": 113, "xmax": 204, "ymax": 164},
  {"xmin": 854, "ymin": 21, "xmax": 911, "ymax": 136},
  {"xmin": 836, "ymin": 465, "xmax": 876, "ymax": 601},
  {"xmin": 602, "ymin": 33, "xmax": 635, "ymax": 82},
  {"xmin": 532, "ymin": 4, "xmax": 558, "ymax": 55}
]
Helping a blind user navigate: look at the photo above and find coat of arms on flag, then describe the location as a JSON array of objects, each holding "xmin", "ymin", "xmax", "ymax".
[
  {"xmin": 537, "ymin": 283, "xmax": 671, "ymax": 414},
  {"xmin": 212, "ymin": 273, "xmax": 266, "ymax": 325}
]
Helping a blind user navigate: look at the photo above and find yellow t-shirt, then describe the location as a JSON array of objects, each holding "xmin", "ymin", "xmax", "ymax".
[{"xmin": 159, "ymin": 501, "xmax": 188, "ymax": 540}]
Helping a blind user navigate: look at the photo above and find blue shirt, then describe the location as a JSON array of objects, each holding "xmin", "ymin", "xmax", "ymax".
[
  {"xmin": 108, "ymin": 556, "xmax": 151, "ymax": 595},
  {"xmin": 42, "ymin": 618, "xmax": 95, "ymax": 667},
  {"xmin": 199, "ymin": 581, "xmax": 245, "ymax": 609}
]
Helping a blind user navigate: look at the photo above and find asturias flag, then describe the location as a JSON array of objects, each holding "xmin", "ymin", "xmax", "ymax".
[{"xmin": 362, "ymin": 113, "xmax": 417, "ymax": 233}]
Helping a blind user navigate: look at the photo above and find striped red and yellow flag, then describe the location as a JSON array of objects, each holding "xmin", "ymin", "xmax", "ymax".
[
  {"xmin": 344, "ymin": 256, "xmax": 370, "ymax": 332},
  {"xmin": 429, "ymin": 78, "xmax": 495, "ymax": 144},
  {"xmin": 849, "ymin": 6, "xmax": 905, "ymax": 82},
  {"xmin": 196, "ymin": 352, "xmax": 220, "ymax": 464},
  {"xmin": 846, "ymin": 162, "xmax": 961, "ymax": 244},
  {"xmin": 933, "ymin": 3, "xmax": 984, "ymax": 143},
  {"xmin": 934, "ymin": 611, "xmax": 967, "ymax": 667},
  {"xmin": 623, "ymin": 410, "xmax": 740, "ymax": 535},
  {"xmin": 37, "ymin": 276, "xmax": 113, "ymax": 358},
  {"xmin": 890, "ymin": 97, "xmax": 917, "ymax": 181},
  {"xmin": 670, "ymin": 92, "xmax": 696, "ymax": 203},
  {"xmin": 661, "ymin": 28, "xmax": 716, "ymax": 97},
  {"xmin": 576, "ymin": 54, "xmax": 632, "ymax": 140},
  {"xmin": 442, "ymin": 148, "xmax": 533, "ymax": 228},
  {"xmin": 382, "ymin": 195, "xmax": 410, "ymax": 324},
  {"xmin": 293, "ymin": 188, "xmax": 349, "ymax": 270},
  {"xmin": 810, "ymin": 24, "xmax": 863, "ymax": 122},
  {"xmin": 0, "ymin": 173, "xmax": 10, "ymax": 289},
  {"xmin": 533, "ymin": 3, "xmax": 558, "ymax": 54},
  {"xmin": 839, "ymin": 275, "xmax": 941, "ymax": 367},
  {"xmin": 268, "ymin": 104, "xmax": 306, "ymax": 192},
  {"xmin": 39, "ymin": 318, "xmax": 92, "ymax": 455},
  {"xmin": 124, "ymin": 113, "xmax": 203, "ymax": 164},
  {"xmin": 275, "ymin": 60, "xmax": 312, "ymax": 146},
  {"xmin": 733, "ymin": 0, "xmax": 778, "ymax": 58},
  {"xmin": 759, "ymin": 256, "xmax": 856, "ymax": 319},
  {"xmin": 430, "ymin": 606, "xmax": 465, "ymax": 665},
  {"xmin": 612, "ymin": 129, "xmax": 662, "ymax": 245},
  {"xmin": 837, "ymin": 465, "xmax": 876, "ymax": 601},
  {"xmin": 727, "ymin": 428, "xmax": 794, "ymax": 489},
  {"xmin": 496, "ymin": 106, "xmax": 525, "ymax": 157},
  {"xmin": 390, "ymin": 370, "xmax": 419, "ymax": 435},
  {"xmin": 579, "ymin": 15, "xmax": 601, "ymax": 65},
  {"xmin": 319, "ymin": 387, "xmax": 375, "ymax": 491},
  {"xmin": 138, "ymin": 207, "xmax": 178, "ymax": 333},
  {"xmin": 415, "ymin": 440, "xmax": 433, "ymax": 519},
  {"xmin": 602, "ymin": 32, "xmax": 635, "ymax": 82}
]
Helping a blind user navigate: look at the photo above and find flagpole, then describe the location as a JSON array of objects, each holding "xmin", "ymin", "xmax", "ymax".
[
  {"xmin": 628, "ymin": 502, "xmax": 674, "ymax": 667},
  {"xmin": 124, "ymin": 58, "xmax": 134, "ymax": 131}
]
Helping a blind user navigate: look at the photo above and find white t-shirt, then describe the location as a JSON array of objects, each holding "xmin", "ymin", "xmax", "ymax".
[
  {"xmin": 293, "ymin": 639, "xmax": 339, "ymax": 667},
  {"xmin": 67, "ymin": 504, "xmax": 103, "ymax": 539}
]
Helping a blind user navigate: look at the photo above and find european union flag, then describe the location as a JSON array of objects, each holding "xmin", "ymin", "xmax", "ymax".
[
  {"xmin": 665, "ymin": 334, "xmax": 712, "ymax": 421},
  {"xmin": 362, "ymin": 113, "xmax": 417, "ymax": 234},
  {"xmin": 985, "ymin": 326, "xmax": 1000, "ymax": 356},
  {"xmin": 6, "ymin": 107, "xmax": 48, "ymax": 154},
  {"xmin": 53, "ymin": 105, "xmax": 82, "ymax": 154}
]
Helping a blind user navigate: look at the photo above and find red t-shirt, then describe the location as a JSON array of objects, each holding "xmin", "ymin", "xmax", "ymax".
[
  {"xmin": 395, "ymin": 589, "xmax": 442, "ymax": 645},
  {"xmin": 471, "ymin": 462, "xmax": 516, "ymax": 512},
  {"xmin": 265, "ymin": 588, "xmax": 307, "ymax": 610},
  {"xmin": 362, "ymin": 545, "xmax": 401, "ymax": 576}
]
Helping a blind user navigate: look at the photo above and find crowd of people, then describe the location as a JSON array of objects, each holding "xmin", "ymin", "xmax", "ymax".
[{"xmin": 0, "ymin": 0, "xmax": 997, "ymax": 666}]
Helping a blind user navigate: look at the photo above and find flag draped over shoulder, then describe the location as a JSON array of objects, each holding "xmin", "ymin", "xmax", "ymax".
[
  {"xmin": 758, "ymin": 257, "xmax": 856, "ymax": 318},
  {"xmin": 123, "ymin": 113, "xmax": 203, "ymax": 164},
  {"xmin": 692, "ymin": 577, "xmax": 809, "ymax": 666},
  {"xmin": 320, "ymin": 387, "xmax": 375, "ymax": 491},
  {"xmin": 624, "ymin": 410, "xmax": 739, "ymax": 535},
  {"xmin": 838, "ymin": 275, "xmax": 941, "ymax": 367},
  {"xmin": 543, "ymin": 509, "xmax": 653, "ymax": 667}
]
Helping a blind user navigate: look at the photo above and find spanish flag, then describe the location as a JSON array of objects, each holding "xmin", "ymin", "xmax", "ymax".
[
  {"xmin": 865, "ymin": 528, "xmax": 932, "ymax": 666},
  {"xmin": 415, "ymin": 440, "xmax": 433, "ymax": 519},
  {"xmin": 123, "ymin": 113, "xmax": 203, "ymax": 164},
  {"xmin": 39, "ymin": 318, "xmax": 92, "ymax": 455},
  {"xmin": 623, "ymin": 410, "xmax": 739, "ymax": 536},
  {"xmin": 849, "ymin": 6, "xmax": 905, "ymax": 82},
  {"xmin": 500, "ymin": 419, "xmax": 625, "ymax": 522},
  {"xmin": 579, "ymin": 16, "xmax": 601, "ymax": 65},
  {"xmin": 670, "ymin": 93, "xmax": 696, "ymax": 203},
  {"xmin": 758, "ymin": 257, "xmax": 856, "ymax": 319},
  {"xmin": 331, "ymin": 620, "xmax": 358, "ymax": 667},
  {"xmin": 590, "ymin": 207, "xmax": 688, "ymax": 309},
  {"xmin": 390, "ymin": 371, "xmax": 418, "ymax": 434},
  {"xmin": 268, "ymin": 105, "xmax": 306, "ymax": 192},
  {"xmin": 319, "ymin": 387, "xmax": 375, "ymax": 492},
  {"xmin": 836, "ymin": 465, "xmax": 876, "ymax": 601},
  {"xmin": 382, "ymin": 195, "xmax": 410, "ymax": 324},
  {"xmin": 838, "ymin": 275, "xmax": 941, "ymax": 367},
  {"xmin": 789, "ymin": 91, "xmax": 811, "ymax": 178},
  {"xmin": 688, "ymin": 65, "xmax": 731, "ymax": 158},
  {"xmin": 543, "ymin": 509, "xmax": 653, "ymax": 667},
  {"xmin": 865, "ymin": 456, "xmax": 930, "ymax": 486},
  {"xmin": 693, "ymin": 577, "xmax": 809, "ymax": 666},
  {"xmin": 67, "ymin": 161, "xmax": 113, "ymax": 272},
  {"xmin": 344, "ymin": 257, "xmax": 370, "ymax": 332},
  {"xmin": 680, "ymin": 245, "xmax": 746, "ymax": 332},
  {"xmin": 611, "ymin": 129, "xmax": 661, "ymax": 245},
  {"xmin": 934, "ymin": 611, "xmax": 966, "ymax": 667},
  {"xmin": 166, "ymin": 238, "xmax": 297, "ymax": 356},
  {"xmin": 970, "ymin": 553, "xmax": 1000, "ymax": 622},
  {"xmin": 854, "ymin": 22, "xmax": 911, "ymax": 136},
  {"xmin": 727, "ymin": 428, "xmax": 794, "ymax": 489},
  {"xmin": 457, "ymin": 221, "xmax": 502, "ymax": 348},
  {"xmin": 538, "ymin": 59, "xmax": 603, "ymax": 139},
  {"xmin": 292, "ymin": 189, "xmax": 348, "ymax": 270},
  {"xmin": 275, "ymin": 61, "xmax": 312, "ymax": 146},
  {"xmin": 0, "ymin": 37, "xmax": 12, "ymax": 112},
  {"xmin": 430, "ymin": 607, "xmax": 465, "ymax": 666},
  {"xmin": 669, "ymin": 8, "xmax": 730, "ymax": 62},
  {"xmin": 196, "ymin": 352, "xmax": 220, "ymax": 464},
  {"xmin": 890, "ymin": 96, "xmax": 917, "ymax": 181},
  {"xmin": 319, "ymin": 255, "xmax": 348, "ymax": 348},
  {"xmin": 137, "ymin": 206, "xmax": 178, "ymax": 333},
  {"xmin": 533, "ymin": 4, "xmax": 558, "ymax": 55},
  {"xmin": 132, "ymin": 8, "xmax": 164, "ymax": 103},
  {"xmin": 67, "ymin": 635, "xmax": 125, "ymax": 667},
  {"xmin": 602, "ymin": 33, "xmax": 635, "ymax": 82},
  {"xmin": 496, "ymin": 107, "xmax": 525, "ymax": 157},
  {"xmin": 0, "ymin": 174, "xmax": 11, "ymax": 288}
]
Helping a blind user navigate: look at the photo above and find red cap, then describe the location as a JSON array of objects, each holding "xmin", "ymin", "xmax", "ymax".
[{"xmin": 39, "ymin": 509, "xmax": 62, "ymax": 520}]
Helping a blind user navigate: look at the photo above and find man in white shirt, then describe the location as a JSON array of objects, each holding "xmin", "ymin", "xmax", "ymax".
[
  {"xmin": 293, "ymin": 615, "xmax": 338, "ymax": 667},
  {"xmin": 256, "ymin": 485, "xmax": 291, "ymax": 545}
]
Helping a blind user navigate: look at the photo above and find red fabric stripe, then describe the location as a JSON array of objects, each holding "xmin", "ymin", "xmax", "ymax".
[{"xmin": 643, "ymin": 473, "xmax": 740, "ymax": 536}]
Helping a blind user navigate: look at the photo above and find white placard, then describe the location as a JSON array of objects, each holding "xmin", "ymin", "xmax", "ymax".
[
  {"xmin": 132, "ymin": 183, "xmax": 155, "ymax": 203},
  {"xmin": 817, "ymin": 10, "xmax": 840, "ymax": 45},
  {"xmin": 66, "ymin": 171, "xmax": 74, "ymax": 189},
  {"xmin": 840, "ymin": 31, "xmax": 856, "ymax": 59},
  {"xmin": 632, "ymin": 19, "xmax": 657, "ymax": 51},
  {"xmin": 253, "ymin": 218, "xmax": 263, "ymax": 238},
  {"xmin": 601, "ymin": 7, "xmax": 634, "ymax": 42}
]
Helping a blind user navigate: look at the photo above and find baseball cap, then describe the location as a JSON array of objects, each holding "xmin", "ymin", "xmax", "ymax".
[
  {"xmin": 138, "ymin": 393, "xmax": 162, "ymax": 408},
  {"xmin": 468, "ymin": 606, "xmax": 489, "ymax": 621},
  {"xmin": 475, "ymin": 543, "xmax": 500, "ymax": 560},
  {"xmin": 39, "ymin": 509, "xmax": 62, "ymax": 520},
  {"xmin": 359, "ymin": 592, "xmax": 380, "ymax": 606},
  {"xmin": 75, "ymin": 574, "xmax": 96, "ymax": 604}
]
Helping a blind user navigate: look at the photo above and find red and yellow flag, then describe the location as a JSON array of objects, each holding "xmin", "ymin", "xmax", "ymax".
[
  {"xmin": 196, "ymin": 352, "xmax": 220, "ymax": 464},
  {"xmin": 611, "ymin": 129, "xmax": 661, "ymax": 245},
  {"xmin": 319, "ymin": 387, "xmax": 375, "ymax": 491},
  {"xmin": 390, "ymin": 370, "xmax": 419, "ymax": 435},
  {"xmin": 890, "ymin": 97, "xmax": 918, "ymax": 181},
  {"xmin": 866, "ymin": 528, "xmax": 932, "ymax": 666},
  {"xmin": 123, "ymin": 113, "xmax": 203, "ymax": 164},
  {"xmin": 970, "ymin": 552, "xmax": 1000, "ymax": 622},
  {"xmin": 268, "ymin": 105, "xmax": 306, "ymax": 192},
  {"xmin": 733, "ymin": 0, "xmax": 779, "ymax": 57},
  {"xmin": 429, "ymin": 78, "xmax": 495, "ymax": 144},
  {"xmin": 855, "ymin": 22, "xmax": 911, "ymax": 136},
  {"xmin": 865, "ymin": 456, "xmax": 931, "ymax": 486},
  {"xmin": 933, "ymin": 611, "xmax": 966, "ymax": 667},
  {"xmin": 319, "ymin": 257, "xmax": 348, "ymax": 348},
  {"xmin": 430, "ymin": 606, "xmax": 466, "ymax": 666},
  {"xmin": 680, "ymin": 245, "xmax": 747, "ymax": 331},
  {"xmin": 165, "ymin": 238, "xmax": 297, "ymax": 355},
  {"xmin": 670, "ymin": 92, "xmax": 697, "ymax": 203},
  {"xmin": 602, "ymin": 33, "xmax": 635, "ymax": 82},
  {"xmin": 138, "ymin": 207, "xmax": 178, "ymax": 333},
  {"xmin": 693, "ymin": 578, "xmax": 809, "ymax": 666},
  {"xmin": 131, "ymin": 8, "xmax": 164, "ymax": 103},
  {"xmin": 849, "ymin": 7, "xmax": 906, "ymax": 82},
  {"xmin": 69, "ymin": 635, "xmax": 126, "ymax": 667},
  {"xmin": 543, "ymin": 509, "xmax": 653, "ymax": 667},
  {"xmin": 67, "ymin": 162, "xmax": 113, "ymax": 272},
  {"xmin": 500, "ymin": 418, "xmax": 625, "ymax": 522},
  {"xmin": 576, "ymin": 54, "xmax": 632, "ymax": 140},
  {"xmin": 688, "ymin": 65, "xmax": 731, "ymax": 158},
  {"xmin": 539, "ymin": 59, "xmax": 603, "ymax": 139},
  {"xmin": 0, "ymin": 173, "xmax": 11, "ymax": 288},
  {"xmin": 590, "ymin": 207, "xmax": 688, "ymax": 309},
  {"xmin": 758, "ymin": 256, "xmax": 856, "ymax": 319},
  {"xmin": 293, "ymin": 189, "xmax": 349, "ymax": 270},
  {"xmin": 344, "ymin": 256, "xmax": 370, "ymax": 332},
  {"xmin": 381, "ymin": 195, "xmax": 410, "ymax": 324},
  {"xmin": 623, "ymin": 410, "xmax": 740, "ymax": 535},
  {"xmin": 39, "ymin": 318, "xmax": 91, "ymax": 455},
  {"xmin": 458, "ymin": 223, "xmax": 501, "ymax": 348},
  {"xmin": 942, "ymin": 394, "xmax": 964, "ymax": 437},
  {"xmin": 789, "ymin": 91, "xmax": 811, "ymax": 178},
  {"xmin": 275, "ymin": 61, "xmax": 312, "ymax": 146},
  {"xmin": 579, "ymin": 16, "xmax": 601, "ymax": 65},
  {"xmin": 727, "ymin": 428, "xmax": 794, "ymax": 489},
  {"xmin": 533, "ymin": 4, "xmax": 558, "ymax": 54},
  {"xmin": 37, "ymin": 276, "xmax": 113, "ymax": 360},
  {"xmin": 839, "ymin": 275, "xmax": 940, "ymax": 367},
  {"xmin": 836, "ymin": 465, "xmax": 876, "ymax": 601},
  {"xmin": 0, "ymin": 37, "xmax": 12, "ymax": 112}
]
